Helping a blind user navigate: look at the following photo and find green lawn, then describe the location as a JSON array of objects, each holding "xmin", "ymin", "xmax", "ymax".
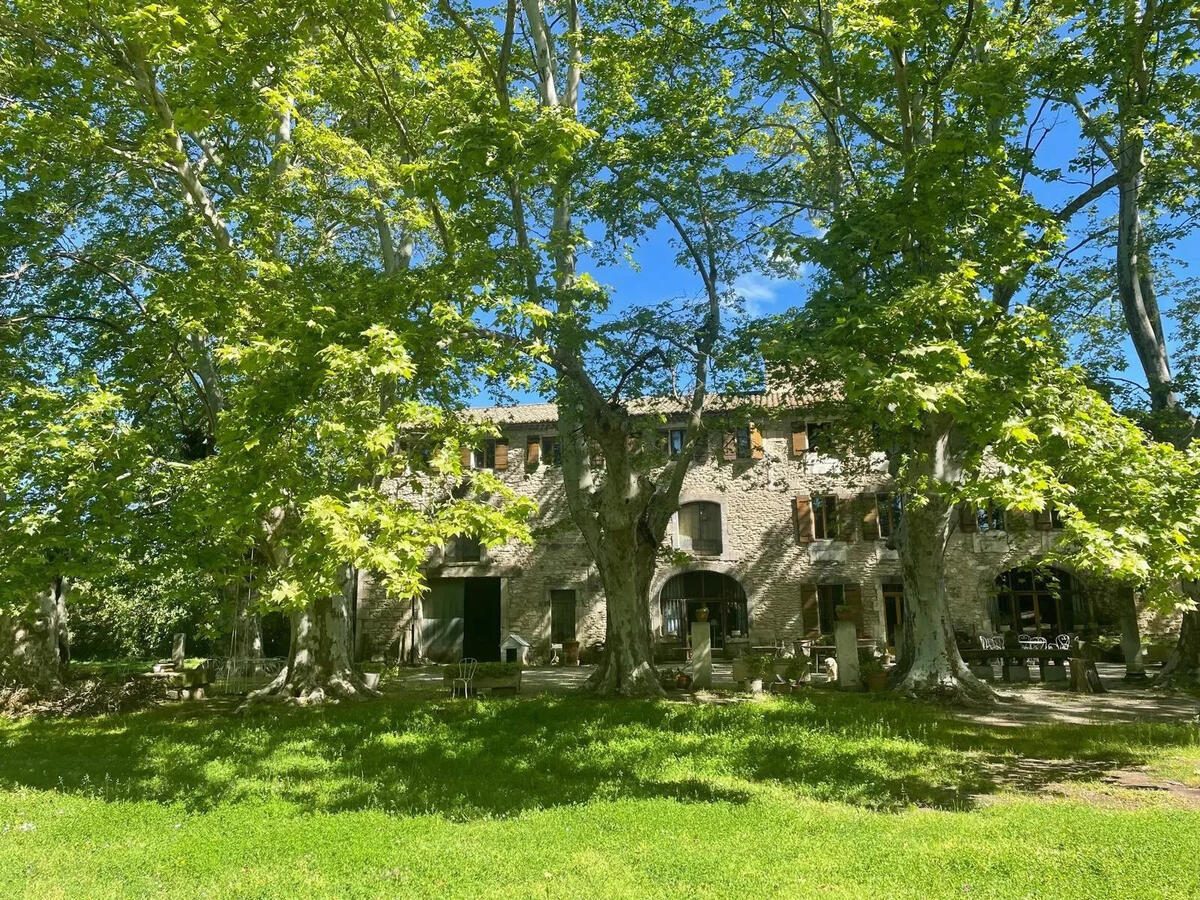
[{"xmin": 1, "ymin": 691, "xmax": 1198, "ymax": 898}]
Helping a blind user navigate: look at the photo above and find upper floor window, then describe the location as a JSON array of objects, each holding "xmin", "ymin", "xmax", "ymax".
[
  {"xmin": 678, "ymin": 501, "xmax": 723, "ymax": 555},
  {"xmin": 817, "ymin": 583, "xmax": 844, "ymax": 633},
  {"xmin": 471, "ymin": 440, "xmax": 496, "ymax": 470},
  {"xmin": 876, "ymin": 492, "xmax": 902, "ymax": 539},
  {"xmin": 812, "ymin": 494, "xmax": 838, "ymax": 540},
  {"xmin": 724, "ymin": 425, "xmax": 762, "ymax": 461},
  {"xmin": 976, "ymin": 501, "xmax": 1006, "ymax": 533},
  {"xmin": 445, "ymin": 535, "xmax": 482, "ymax": 563},
  {"xmin": 541, "ymin": 435, "xmax": 561, "ymax": 466},
  {"xmin": 668, "ymin": 428, "xmax": 686, "ymax": 457}
]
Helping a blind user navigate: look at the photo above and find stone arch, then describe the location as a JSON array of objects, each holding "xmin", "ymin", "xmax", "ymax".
[{"xmin": 650, "ymin": 562, "xmax": 754, "ymax": 649}]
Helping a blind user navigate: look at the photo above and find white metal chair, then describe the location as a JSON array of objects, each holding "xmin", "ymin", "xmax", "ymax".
[
  {"xmin": 1053, "ymin": 633, "xmax": 1074, "ymax": 650},
  {"xmin": 452, "ymin": 657, "xmax": 478, "ymax": 698}
]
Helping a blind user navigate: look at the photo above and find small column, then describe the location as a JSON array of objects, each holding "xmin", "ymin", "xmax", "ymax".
[
  {"xmin": 690, "ymin": 621, "xmax": 712, "ymax": 690},
  {"xmin": 172, "ymin": 633, "xmax": 186, "ymax": 669},
  {"xmin": 834, "ymin": 620, "xmax": 860, "ymax": 690}
]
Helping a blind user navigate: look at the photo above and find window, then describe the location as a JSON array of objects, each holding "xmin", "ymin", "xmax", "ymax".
[
  {"xmin": 817, "ymin": 583, "xmax": 844, "ymax": 634},
  {"xmin": 994, "ymin": 567, "xmax": 1074, "ymax": 634},
  {"xmin": 471, "ymin": 440, "xmax": 496, "ymax": 470},
  {"xmin": 445, "ymin": 535, "xmax": 481, "ymax": 563},
  {"xmin": 812, "ymin": 494, "xmax": 839, "ymax": 540},
  {"xmin": 677, "ymin": 501, "xmax": 722, "ymax": 555},
  {"xmin": 805, "ymin": 421, "xmax": 830, "ymax": 452},
  {"xmin": 541, "ymin": 435, "xmax": 561, "ymax": 466},
  {"xmin": 659, "ymin": 571, "xmax": 748, "ymax": 649},
  {"xmin": 976, "ymin": 501, "xmax": 1006, "ymax": 532},
  {"xmin": 876, "ymin": 492, "xmax": 902, "ymax": 539},
  {"xmin": 550, "ymin": 589, "xmax": 576, "ymax": 643},
  {"xmin": 668, "ymin": 428, "xmax": 686, "ymax": 457},
  {"xmin": 1050, "ymin": 504, "xmax": 1064, "ymax": 529},
  {"xmin": 735, "ymin": 426, "xmax": 751, "ymax": 459}
]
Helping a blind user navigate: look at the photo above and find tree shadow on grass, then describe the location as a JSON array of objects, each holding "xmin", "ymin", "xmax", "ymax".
[{"xmin": 0, "ymin": 691, "xmax": 1195, "ymax": 819}]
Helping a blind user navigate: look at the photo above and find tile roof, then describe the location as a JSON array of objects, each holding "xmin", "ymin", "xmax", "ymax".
[{"xmin": 465, "ymin": 389, "xmax": 832, "ymax": 427}]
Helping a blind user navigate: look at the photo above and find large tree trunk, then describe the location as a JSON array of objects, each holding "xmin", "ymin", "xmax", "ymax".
[
  {"xmin": 893, "ymin": 421, "xmax": 993, "ymax": 705},
  {"xmin": 585, "ymin": 524, "xmax": 663, "ymax": 697},
  {"xmin": 1156, "ymin": 589, "xmax": 1200, "ymax": 689},
  {"xmin": 1117, "ymin": 585, "xmax": 1147, "ymax": 681},
  {"xmin": 245, "ymin": 566, "xmax": 374, "ymax": 705},
  {"xmin": 0, "ymin": 578, "xmax": 70, "ymax": 697}
]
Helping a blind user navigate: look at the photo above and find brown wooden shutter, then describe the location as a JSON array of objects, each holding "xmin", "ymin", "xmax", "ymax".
[
  {"xmin": 794, "ymin": 494, "xmax": 814, "ymax": 543},
  {"xmin": 801, "ymin": 584, "xmax": 819, "ymax": 638},
  {"xmin": 526, "ymin": 435, "xmax": 540, "ymax": 467},
  {"xmin": 958, "ymin": 503, "xmax": 977, "ymax": 532},
  {"xmin": 750, "ymin": 425, "xmax": 764, "ymax": 460},
  {"xmin": 722, "ymin": 431, "xmax": 737, "ymax": 461},
  {"xmin": 861, "ymin": 493, "xmax": 880, "ymax": 540},
  {"xmin": 1034, "ymin": 505, "xmax": 1053, "ymax": 531},
  {"xmin": 460, "ymin": 446, "xmax": 473, "ymax": 469},
  {"xmin": 842, "ymin": 584, "xmax": 865, "ymax": 634},
  {"xmin": 791, "ymin": 423, "xmax": 808, "ymax": 456},
  {"xmin": 494, "ymin": 439, "xmax": 508, "ymax": 471}
]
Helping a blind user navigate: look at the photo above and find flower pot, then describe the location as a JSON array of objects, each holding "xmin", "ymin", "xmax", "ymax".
[
  {"xmin": 864, "ymin": 672, "xmax": 888, "ymax": 692},
  {"xmin": 696, "ymin": 607, "xmax": 709, "ymax": 622},
  {"xmin": 363, "ymin": 672, "xmax": 381, "ymax": 690}
]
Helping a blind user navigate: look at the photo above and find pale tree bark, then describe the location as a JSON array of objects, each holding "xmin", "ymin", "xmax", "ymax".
[
  {"xmin": 0, "ymin": 578, "xmax": 70, "ymax": 696},
  {"xmin": 1117, "ymin": 585, "xmax": 1147, "ymax": 681},
  {"xmin": 246, "ymin": 564, "xmax": 376, "ymax": 705},
  {"xmin": 893, "ymin": 419, "xmax": 993, "ymax": 705}
]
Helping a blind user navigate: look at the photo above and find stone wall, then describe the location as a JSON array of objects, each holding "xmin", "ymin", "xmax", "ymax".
[{"xmin": 357, "ymin": 414, "xmax": 1139, "ymax": 662}]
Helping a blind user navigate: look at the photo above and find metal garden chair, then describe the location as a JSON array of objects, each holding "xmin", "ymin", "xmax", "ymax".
[{"xmin": 452, "ymin": 657, "xmax": 478, "ymax": 698}]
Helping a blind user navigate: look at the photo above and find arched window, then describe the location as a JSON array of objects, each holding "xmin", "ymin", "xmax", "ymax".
[
  {"xmin": 677, "ymin": 501, "xmax": 722, "ymax": 555},
  {"xmin": 660, "ymin": 571, "xmax": 747, "ymax": 649}
]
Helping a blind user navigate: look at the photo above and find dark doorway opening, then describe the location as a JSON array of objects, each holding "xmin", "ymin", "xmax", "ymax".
[
  {"xmin": 659, "ymin": 571, "xmax": 748, "ymax": 651},
  {"xmin": 462, "ymin": 577, "xmax": 502, "ymax": 661},
  {"xmin": 882, "ymin": 582, "xmax": 905, "ymax": 648}
]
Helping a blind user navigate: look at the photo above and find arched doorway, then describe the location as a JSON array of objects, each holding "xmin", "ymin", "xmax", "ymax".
[
  {"xmin": 994, "ymin": 566, "xmax": 1078, "ymax": 635},
  {"xmin": 659, "ymin": 571, "xmax": 748, "ymax": 650}
]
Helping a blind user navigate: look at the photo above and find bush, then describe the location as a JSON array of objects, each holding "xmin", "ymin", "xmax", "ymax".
[{"xmin": 443, "ymin": 661, "xmax": 523, "ymax": 680}]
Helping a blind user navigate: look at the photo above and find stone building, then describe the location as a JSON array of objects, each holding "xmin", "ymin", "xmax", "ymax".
[{"xmin": 356, "ymin": 399, "xmax": 1136, "ymax": 664}]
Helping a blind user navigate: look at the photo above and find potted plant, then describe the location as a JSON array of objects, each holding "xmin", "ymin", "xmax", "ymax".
[
  {"xmin": 861, "ymin": 656, "xmax": 888, "ymax": 692},
  {"xmin": 741, "ymin": 654, "xmax": 773, "ymax": 694},
  {"xmin": 784, "ymin": 656, "xmax": 811, "ymax": 690}
]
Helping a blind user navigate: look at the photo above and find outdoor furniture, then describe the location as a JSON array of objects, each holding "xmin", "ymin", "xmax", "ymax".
[
  {"xmin": 451, "ymin": 657, "xmax": 478, "ymax": 698},
  {"xmin": 959, "ymin": 646, "xmax": 1071, "ymax": 682},
  {"xmin": 1052, "ymin": 633, "xmax": 1074, "ymax": 650}
]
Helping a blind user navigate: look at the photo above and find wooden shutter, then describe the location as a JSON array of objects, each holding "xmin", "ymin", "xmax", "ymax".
[
  {"xmin": 794, "ymin": 494, "xmax": 814, "ymax": 543},
  {"xmin": 722, "ymin": 431, "xmax": 737, "ymax": 461},
  {"xmin": 1034, "ymin": 505, "xmax": 1053, "ymax": 531},
  {"xmin": 861, "ymin": 493, "xmax": 880, "ymax": 540},
  {"xmin": 801, "ymin": 583, "xmax": 819, "ymax": 638},
  {"xmin": 494, "ymin": 439, "xmax": 508, "ymax": 471},
  {"xmin": 842, "ymin": 583, "xmax": 865, "ymax": 634},
  {"xmin": 692, "ymin": 432, "xmax": 708, "ymax": 462},
  {"xmin": 750, "ymin": 425, "xmax": 764, "ymax": 460},
  {"xmin": 791, "ymin": 423, "xmax": 808, "ymax": 456},
  {"xmin": 526, "ymin": 435, "xmax": 540, "ymax": 467},
  {"xmin": 460, "ymin": 446, "xmax": 473, "ymax": 469},
  {"xmin": 958, "ymin": 503, "xmax": 977, "ymax": 532}
]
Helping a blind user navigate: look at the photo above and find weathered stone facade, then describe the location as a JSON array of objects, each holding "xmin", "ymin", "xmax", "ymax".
[{"xmin": 356, "ymin": 406, "xmax": 1146, "ymax": 664}]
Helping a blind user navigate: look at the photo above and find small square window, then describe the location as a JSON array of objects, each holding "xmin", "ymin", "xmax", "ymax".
[
  {"xmin": 977, "ymin": 502, "xmax": 1006, "ymax": 532},
  {"xmin": 541, "ymin": 436, "xmax": 561, "ymax": 466},
  {"xmin": 445, "ymin": 535, "xmax": 481, "ymax": 563}
]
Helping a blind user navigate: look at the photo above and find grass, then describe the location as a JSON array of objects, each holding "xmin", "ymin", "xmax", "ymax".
[{"xmin": 1, "ymin": 690, "xmax": 1199, "ymax": 897}]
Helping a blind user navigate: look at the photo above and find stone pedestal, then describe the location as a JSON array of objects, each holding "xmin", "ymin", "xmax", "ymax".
[
  {"xmin": 172, "ymin": 633, "xmax": 186, "ymax": 669},
  {"xmin": 690, "ymin": 621, "xmax": 712, "ymax": 690},
  {"xmin": 834, "ymin": 621, "xmax": 860, "ymax": 690}
]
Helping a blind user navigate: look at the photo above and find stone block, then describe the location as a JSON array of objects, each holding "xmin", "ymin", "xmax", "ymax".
[
  {"xmin": 690, "ymin": 621, "xmax": 712, "ymax": 690},
  {"xmin": 1042, "ymin": 665, "xmax": 1068, "ymax": 683},
  {"xmin": 834, "ymin": 621, "xmax": 860, "ymax": 690},
  {"xmin": 1004, "ymin": 663, "xmax": 1030, "ymax": 683}
]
